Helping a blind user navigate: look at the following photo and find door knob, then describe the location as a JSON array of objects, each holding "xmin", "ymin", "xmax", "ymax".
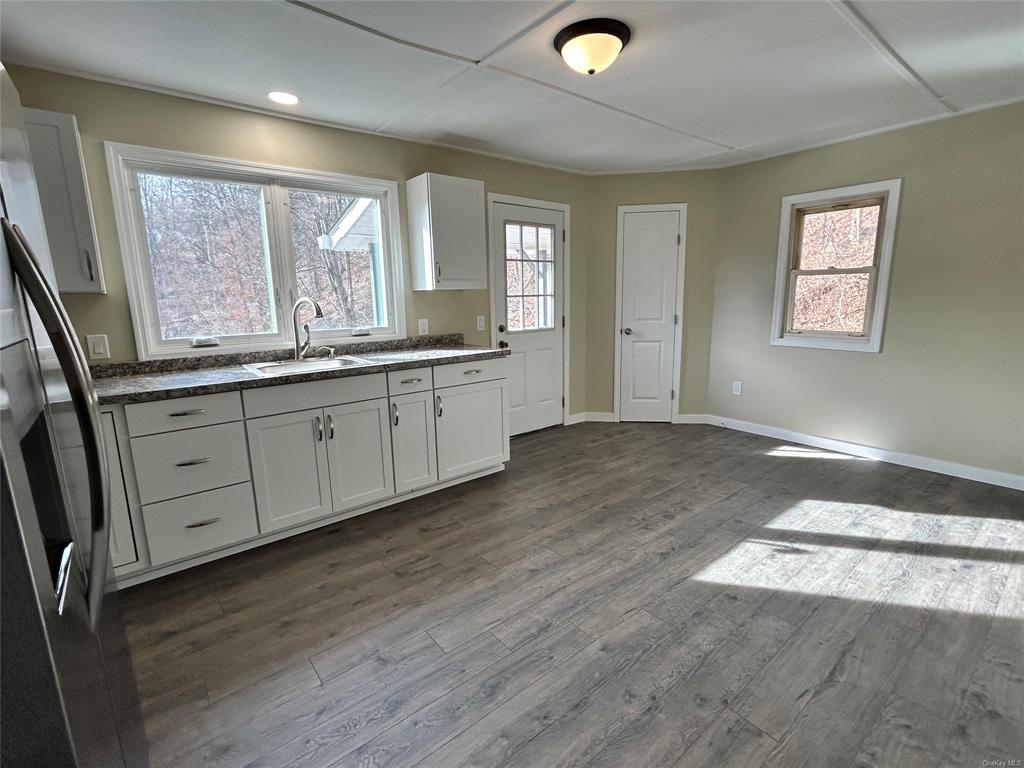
[
  {"xmin": 622, "ymin": 328, "xmax": 633, "ymax": 335},
  {"xmin": 497, "ymin": 323, "xmax": 506, "ymax": 333},
  {"xmin": 498, "ymin": 341, "xmax": 509, "ymax": 349}
]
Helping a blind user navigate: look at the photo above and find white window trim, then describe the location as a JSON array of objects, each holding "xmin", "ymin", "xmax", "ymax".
[
  {"xmin": 770, "ymin": 178, "xmax": 901, "ymax": 353},
  {"xmin": 105, "ymin": 142, "xmax": 406, "ymax": 360}
]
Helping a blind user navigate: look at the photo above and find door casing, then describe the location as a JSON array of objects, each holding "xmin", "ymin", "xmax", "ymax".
[
  {"xmin": 487, "ymin": 193, "xmax": 571, "ymax": 427},
  {"xmin": 613, "ymin": 203, "xmax": 687, "ymax": 423}
]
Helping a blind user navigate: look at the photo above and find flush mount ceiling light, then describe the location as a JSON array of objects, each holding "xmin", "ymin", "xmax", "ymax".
[
  {"xmin": 267, "ymin": 91, "xmax": 299, "ymax": 105},
  {"xmin": 553, "ymin": 18, "xmax": 631, "ymax": 75}
]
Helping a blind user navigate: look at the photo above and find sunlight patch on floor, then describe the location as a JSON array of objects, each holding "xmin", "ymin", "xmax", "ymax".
[{"xmin": 766, "ymin": 445, "xmax": 872, "ymax": 460}]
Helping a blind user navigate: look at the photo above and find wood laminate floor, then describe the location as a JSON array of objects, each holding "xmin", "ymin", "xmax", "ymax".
[{"xmin": 120, "ymin": 423, "xmax": 1024, "ymax": 768}]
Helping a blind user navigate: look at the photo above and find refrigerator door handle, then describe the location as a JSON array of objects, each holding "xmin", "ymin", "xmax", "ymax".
[{"xmin": 3, "ymin": 219, "xmax": 109, "ymax": 629}]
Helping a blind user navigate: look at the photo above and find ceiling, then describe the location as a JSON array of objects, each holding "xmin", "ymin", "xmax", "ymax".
[{"xmin": 2, "ymin": 0, "xmax": 1022, "ymax": 174}]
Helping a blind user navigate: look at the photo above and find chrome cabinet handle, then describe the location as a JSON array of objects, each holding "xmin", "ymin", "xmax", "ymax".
[
  {"xmin": 315, "ymin": 415, "xmax": 324, "ymax": 442},
  {"xmin": 175, "ymin": 457, "xmax": 212, "ymax": 467},
  {"xmin": 622, "ymin": 328, "xmax": 633, "ymax": 335},
  {"xmin": 392, "ymin": 403, "xmax": 399, "ymax": 426},
  {"xmin": 435, "ymin": 395, "xmax": 443, "ymax": 418},
  {"xmin": 400, "ymin": 377, "xmax": 422, "ymax": 385},
  {"xmin": 464, "ymin": 369, "xmax": 483, "ymax": 375},
  {"xmin": 5, "ymin": 221, "xmax": 108, "ymax": 628},
  {"xmin": 185, "ymin": 517, "xmax": 221, "ymax": 529},
  {"xmin": 327, "ymin": 414, "xmax": 335, "ymax": 440},
  {"xmin": 84, "ymin": 249, "xmax": 94, "ymax": 281},
  {"xmin": 169, "ymin": 408, "xmax": 207, "ymax": 417}
]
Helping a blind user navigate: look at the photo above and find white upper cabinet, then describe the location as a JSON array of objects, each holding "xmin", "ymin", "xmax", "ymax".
[
  {"xmin": 407, "ymin": 172, "xmax": 486, "ymax": 290},
  {"xmin": 23, "ymin": 108, "xmax": 105, "ymax": 293}
]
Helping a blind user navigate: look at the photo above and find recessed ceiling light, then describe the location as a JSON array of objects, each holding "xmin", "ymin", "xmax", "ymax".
[
  {"xmin": 554, "ymin": 18, "xmax": 631, "ymax": 76},
  {"xmin": 267, "ymin": 91, "xmax": 299, "ymax": 106}
]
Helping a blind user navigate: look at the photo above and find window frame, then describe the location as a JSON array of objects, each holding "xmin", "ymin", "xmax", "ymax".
[
  {"xmin": 503, "ymin": 219, "xmax": 556, "ymax": 334},
  {"xmin": 770, "ymin": 178, "xmax": 901, "ymax": 353},
  {"xmin": 105, "ymin": 142, "xmax": 405, "ymax": 360}
]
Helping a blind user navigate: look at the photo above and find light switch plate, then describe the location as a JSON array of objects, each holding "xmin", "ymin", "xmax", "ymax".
[
  {"xmin": 731, "ymin": 380, "xmax": 742, "ymax": 396},
  {"xmin": 86, "ymin": 334, "xmax": 110, "ymax": 360},
  {"xmin": 476, "ymin": 315, "xmax": 486, "ymax": 332},
  {"xmin": 417, "ymin": 318, "xmax": 429, "ymax": 336}
]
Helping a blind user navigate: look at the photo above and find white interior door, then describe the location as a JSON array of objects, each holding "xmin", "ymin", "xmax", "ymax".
[
  {"xmin": 617, "ymin": 207, "xmax": 683, "ymax": 422},
  {"xmin": 491, "ymin": 202, "xmax": 564, "ymax": 436}
]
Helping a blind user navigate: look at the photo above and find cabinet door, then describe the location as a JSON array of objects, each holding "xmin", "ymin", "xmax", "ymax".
[
  {"xmin": 247, "ymin": 408, "xmax": 331, "ymax": 532},
  {"xmin": 435, "ymin": 380, "xmax": 509, "ymax": 481},
  {"xmin": 23, "ymin": 108, "xmax": 105, "ymax": 293},
  {"xmin": 390, "ymin": 391, "xmax": 438, "ymax": 494},
  {"xmin": 100, "ymin": 412, "xmax": 138, "ymax": 568},
  {"xmin": 324, "ymin": 398, "xmax": 395, "ymax": 512},
  {"xmin": 430, "ymin": 174, "xmax": 486, "ymax": 289}
]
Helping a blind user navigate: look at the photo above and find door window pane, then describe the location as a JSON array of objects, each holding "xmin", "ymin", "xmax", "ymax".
[
  {"xmin": 504, "ymin": 222, "xmax": 556, "ymax": 332},
  {"xmin": 798, "ymin": 204, "xmax": 879, "ymax": 270},
  {"xmin": 136, "ymin": 172, "xmax": 276, "ymax": 340},
  {"xmin": 289, "ymin": 190, "xmax": 386, "ymax": 329},
  {"xmin": 792, "ymin": 273, "xmax": 870, "ymax": 333}
]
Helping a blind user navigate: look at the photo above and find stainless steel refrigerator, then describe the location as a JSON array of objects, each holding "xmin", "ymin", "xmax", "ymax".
[{"xmin": 1, "ymin": 67, "xmax": 147, "ymax": 767}]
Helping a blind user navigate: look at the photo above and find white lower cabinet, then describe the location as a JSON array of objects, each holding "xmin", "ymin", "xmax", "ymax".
[
  {"xmin": 435, "ymin": 379, "xmax": 509, "ymax": 481},
  {"xmin": 390, "ymin": 390, "xmax": 438, "ymax": 494},
  {"xmin": 324, "ymin": 398, "xmax": 395, "ymax": 512},
  {"xmin": 247, "ymin": 408, "xmax": 332, "ymax": 532}
]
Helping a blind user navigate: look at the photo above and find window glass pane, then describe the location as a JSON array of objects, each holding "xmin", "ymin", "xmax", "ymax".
[
  {"xmin": 505, "ymin": 224, "xmax": 521, "ymax": 257},
  {"xmin": 798, "ymin": 204, "xmax": 880, "ymax": 270},
  {"xmin": 506, "ymin": 260, "xmax": 522, "ymax": 296},
  {"xmin": 507, "ymin": 297, "xmax": 523, "ymax": 331},
  {"xmin": 539, "ymin": 295, "xmax": 554, "ymax": 329},
  {"xmin": 522, "ymin": 296, "xmax": 539, "ymax": 330},
  {"xmin": 522, "ymin": 226, "xmax": 537, "ymax": 259},
  {"xmin": 792, "ymin": 273, "xmax": 870, "ymax": 333},
  {"xmin": 536, "ymin": 261, "xmax": 555, "ymax": 296},
  {"xmin": 288, "ymin": 190, "xmax": 386, "ymax": 330},
  {"xmin": 522, "ymin": 261, "xmax": 538, "ymax": 295},
  {"xmin": 136, "ymin": 172, "xmax": 276, "ymax": 340},
  {"xmin": 538, "ymin": 227, "xmax": 553, "ymax": 260}
]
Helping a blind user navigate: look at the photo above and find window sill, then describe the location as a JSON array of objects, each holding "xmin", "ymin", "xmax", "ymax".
[{"xmin": 771, "ymin": 334, "xmax": 881, "ymax": 353}]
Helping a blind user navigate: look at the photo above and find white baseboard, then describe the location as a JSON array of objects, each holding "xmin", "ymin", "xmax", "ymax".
[
  {"xmin": 565, "ymin": 412, "xmax": 615, "ymax": 424},
  {"xmin": 680, "ymin": 414, "xmax": 1022, "ymax": 491}
]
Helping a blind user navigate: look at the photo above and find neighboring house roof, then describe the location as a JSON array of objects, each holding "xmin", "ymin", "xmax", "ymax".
[{"xmin": 315, "ymin": 197, "xmax": 379, "ymax": 251}]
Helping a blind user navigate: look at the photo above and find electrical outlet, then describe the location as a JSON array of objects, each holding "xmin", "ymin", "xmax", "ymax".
[
  {"xmin": 417, "ymin": 318, "xmax": 429, "ymax": 336},
  {"xmin": 476, "ymin": 315, "xmax": 486, "ymax": 332},
  {"xmin": 731, "ymin": 380, "xmax": 742, "ymax": 396},
  {"xmin": 86, "ymin": 334, "xmax": 110, "ymax": 360}
]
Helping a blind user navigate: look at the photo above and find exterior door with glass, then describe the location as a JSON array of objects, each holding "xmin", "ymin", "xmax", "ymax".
[{"xmin": 490, "ymin": 202, "xmax": 564, "ymax": 436}]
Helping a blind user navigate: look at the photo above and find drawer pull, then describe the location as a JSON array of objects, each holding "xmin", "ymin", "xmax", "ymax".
[
  {"xmin": 169, "ymin": 408, "xmax": 207, "ymax": 417},
  {"xmin": 400, "ymin": 378, "xmax": 423, "ymax": 385},
  {"xmin": 464, "ymin": 369, "xmax": 483, "ymax": 375},
  {"xmin": 176, "ymin": 457, "xmax": 212, "ymax": 467},
  {"xmin": 185, "ymin": 517, "xmax": 221, "ymax": 529}
]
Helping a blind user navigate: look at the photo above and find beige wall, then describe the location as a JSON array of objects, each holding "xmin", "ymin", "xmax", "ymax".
[
  {"xmin": 708, "ymin": 104, "xmax": 1023, "ymax": 475},
  {"xmin": 11, "ymin": 66, "xmax": 1022, "ymax": 474},
  {"xmin": 8, "ymin": 66, "xmax": 592, "ymax": 410}
]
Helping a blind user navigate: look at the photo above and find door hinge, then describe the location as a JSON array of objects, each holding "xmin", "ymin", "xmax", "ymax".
[
  {"xmin": 561, "ymin": 315, "xmax": 565, "ymax": 328},
  {"xmin": 671, "ymin": 389, "xmax": 675, "ymax": 399},
  {"xmin": 562, "ymin": 230, "xmax": 566, "ymax": 243},
  {"xmin": 562, "ymin": 396, "xmax": 565, "ymax": 407},
  {"xmin": 674, "ymin": 313, "xmax": 679, "ymax": 325},
  {"xmin": 677, "ymin": 233, "xmax": 681, "ymax": 245}
]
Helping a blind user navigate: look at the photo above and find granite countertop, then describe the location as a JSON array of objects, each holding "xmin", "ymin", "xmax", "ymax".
[{"xmin": 93, "ymin": 346, "xmax": 509, "ymax": 405}]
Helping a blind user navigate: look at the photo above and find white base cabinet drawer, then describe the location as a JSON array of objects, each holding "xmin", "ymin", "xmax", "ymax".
[
  {"xmin": 433, "ymin": 358, "xmax": 508, "ymax": 388},
  {"xmin": 131, "ymin": 421, "xmax": 251, "ymax": 504},
  {"xmin": 142, "ymin": 482, "xmax": 258, "ymax": 566},
  {"xmin": 125, "ymin": 392, "xmax": 243, "ymax": 437},
  {"xmin": 387, "ymin": 367, "xmax": 433, "ymax": 395}
]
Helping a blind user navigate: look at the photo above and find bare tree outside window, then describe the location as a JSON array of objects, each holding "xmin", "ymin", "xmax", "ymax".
[{"xmin": 137, "ymin": 172, "xmax": 275, "ymax": 340}]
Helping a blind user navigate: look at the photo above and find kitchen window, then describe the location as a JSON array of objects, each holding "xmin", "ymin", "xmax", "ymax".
[
  {"xmin": 106, "ymin": 143, "xmax": 404, "ymax": 359},
  {"xmin": 770, "ymin": 178, "xmax": 901, "ymax": 353}
]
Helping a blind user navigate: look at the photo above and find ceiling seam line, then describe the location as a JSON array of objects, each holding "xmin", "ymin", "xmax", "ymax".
[
  {"xmin": 476, "ymin": 0, "xmax": 577, "ymax": 66},
  {"xmin": 280, "ymin": 0, "xmax": 737, "ymax": 153},
  {"xmin": 828, "ymin": 0, "xmax": 956, "ymax": 114},
  {"xmin": 484, "ymin": 65, "xmax": 738, "ymax": 150}
]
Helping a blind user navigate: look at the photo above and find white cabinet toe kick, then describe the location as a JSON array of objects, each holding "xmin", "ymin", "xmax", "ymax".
[{"xmin": 104, "ymin": 359, "xmax": 509, "ymax": 587}]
